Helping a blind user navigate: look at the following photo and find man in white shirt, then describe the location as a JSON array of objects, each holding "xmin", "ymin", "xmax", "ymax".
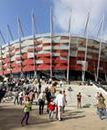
[{"xmin": 55, "ymin": 90, "xmax": 64, "ymax": 121}]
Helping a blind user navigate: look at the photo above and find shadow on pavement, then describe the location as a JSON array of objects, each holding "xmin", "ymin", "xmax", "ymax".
[
  {"xmin": 0, "ymin": 105, "xmax": 53, "ymax": 130},
  {"xmin": 0, "ymin": 104, "xmax": 86, "ymax": 130},
  {"xmin": 63, "ymin": 110, "xmax": 86, "ymax": 120}
]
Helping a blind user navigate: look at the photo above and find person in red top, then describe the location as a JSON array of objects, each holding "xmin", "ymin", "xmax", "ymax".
[{"xmin": 48, "ymin": 98, "xmax": 56, "ymax": 120}]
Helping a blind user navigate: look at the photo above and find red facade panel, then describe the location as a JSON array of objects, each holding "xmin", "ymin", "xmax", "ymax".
[
  {"xmin": 53, "ymin": 66, "xmax": 67, "ymax": 70},
  {"xmin": 35, "ymin": 47, "xmax": 42, "ymax": 51},
  {"xmin": 22, "ymin": 59, "xmax": 34, "ymax": 66},
  {"xmin": 60, "ymin": 52, "xmax": 68, "ymax": 57},
  {"xmin": 4, "ymin": 71, "xmax": 10, "ymax": 75},
  {"xmin": 23, "ymin": 65, "xmax": 35, "ymax": 72},
  {"xmin": 36, "ymin": 53, "xmax": 50, "ymax": 58},
  {"xmin": 0, "ymin": 71, "xmax": 3, "ymax": 75},
  {"xmin": 70, "ymin": 65, "xmax": 82, "ymax": 71},
  {"xmin": 37, "ymin": 64, "xmax": 50, "ymax": 70},
  {"xmin": 12, "ymin": 68, "xmax": 21, "ymax": 73}
]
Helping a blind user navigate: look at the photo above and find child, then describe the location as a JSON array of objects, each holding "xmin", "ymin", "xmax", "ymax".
[
  {"xmin": 21, "ymin": 96, "xmax": 32, "ymax": 126},
  {"xmin": 48, "ymin": 98, "xmax": 56, "ymax": 120}
]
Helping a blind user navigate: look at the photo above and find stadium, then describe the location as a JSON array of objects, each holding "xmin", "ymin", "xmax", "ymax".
[{"xmin": 0, "ymin": 32, "xmax": 107, "ymax": 82}]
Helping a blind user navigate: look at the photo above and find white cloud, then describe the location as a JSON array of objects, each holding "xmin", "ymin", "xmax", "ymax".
[{"xmin": 52, "ymin": 0, "xmax": 107, "ymax": 40}]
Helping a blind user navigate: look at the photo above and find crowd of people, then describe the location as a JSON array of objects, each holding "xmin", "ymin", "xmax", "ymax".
[
  {"xmin": 0, "ymin": 77, "xmax": 68, "ymax": 125},
  {"xmin": 0, "ymin": 77, "xmax": 107, "ymax": 126}
]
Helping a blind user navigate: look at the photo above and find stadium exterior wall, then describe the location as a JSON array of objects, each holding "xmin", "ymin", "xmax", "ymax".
[{"xmin": 0, "ymin": 33, "xmax": 107, "ymax": 81}]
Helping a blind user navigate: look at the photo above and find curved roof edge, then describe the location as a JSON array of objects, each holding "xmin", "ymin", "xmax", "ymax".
[{"xmin": 2, "ymin": 33, "xmax": 107, "ymax": 48}]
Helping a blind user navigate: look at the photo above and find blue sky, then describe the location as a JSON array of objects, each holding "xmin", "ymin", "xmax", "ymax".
[
  {"xmin": 0, "ymin": 0, "xmax": 53, "ymax": 44},
  {"xmin": 0, "ymin": 0, "xmax": 107, "ymax": 44}
]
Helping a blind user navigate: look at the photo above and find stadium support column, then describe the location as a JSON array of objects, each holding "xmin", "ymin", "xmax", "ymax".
[
  {"xmin": 105, "ymin": 73, "xmax": 107, "ymax": 82},
  {"xmin": 17, "ymin": 17, "xmax": 24, "ymax": 78},
  {"xmin": 82, "ymin": 36, "xmax": 88, "ymax": 82},
  {"xmin": 96, "ymin": 16, "xmax": 104, "ymax": 82},
  {"xmin": 0, "ymin": 30, "xmax": 6, "ymax": 76},
  {"xmin": 67, "ymin": 16, "xmax": 71, "ymax": 83},
  {"xmin": 94, "ymin": 64, "xmax": 97, "ymax": 81},
  {"xmin": 50, "ymin": 7, "xmax": 53, "ymax": 79},
  {"xmin": 8, "ymin": 42, "xmax": 12, "ymax": 76},
  {"xmin": 0, "ymin": 46, "xmax": 3, "ymax": 75},
  {"xmin": 7, "ymin": 25, "xmax": 14, "ymax": 41},
  {"xmin": 7, "ymin": 25, "xmax": 14, "ymax": 76},
  {"xmin": 96, "ymin": 40, "xmax": 102, "ymax": 82},
  {"xmin": 104, "ymin": 62, "xmax": 107, "ymax": 82},
  {"xmin": 32, "ymin": 11, "xmax": 37, "ymax": 78},
  {"xmin": 82, "ymin": 13, "xmax": 90, "ymax": 82}
]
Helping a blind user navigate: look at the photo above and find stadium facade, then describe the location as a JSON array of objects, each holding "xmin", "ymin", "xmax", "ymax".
[{"xmin": 0, "ymin": 33, "xmax": 107, "ymax": 81}]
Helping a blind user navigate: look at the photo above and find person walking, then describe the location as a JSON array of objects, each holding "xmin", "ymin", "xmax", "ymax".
[
  {"xmin": 21, "ymin": 97, "xmax": 32, "ymax": 126},
  {"xmin": 50, "ymin": 82, "xmax": 57, "ymax": 98},
  {"xmin": 14, "ymin": 90, "xmax": 19, "ymax": 105},
  {"xmin": 95, "ymin": 92, "xmax": 100, "ymax": 114},
  {"xmin": 63, "ymin": 90, "xmax": 67, "ymax": 113},
  {"xmin": 77, "ymin": 92, "xmax": 82, "ymax": 108},
  {"xmin": 19, "ymin": 91, "xmax": 23, "ymax": 105},
  {"xmin": 29, "ymin": 90, "xmax": 35, "ymax": 105},
  {"xmin": 38, "ymin": 91, "xmax": 45, "ymax": 115},
  {"xmin": 48, "ymin": 98, "xmax": 56, "ymax": 120},
  {"xmin": 97, "ymin": 93, "xmax": 107, "ymax": 120},
  {"xmin": 45, "ymin": 87, "xmax": 52, "ymax": 113},
  {"xmin": 55, "ymin": 90, "xmax": 64, "ymax": 121}
]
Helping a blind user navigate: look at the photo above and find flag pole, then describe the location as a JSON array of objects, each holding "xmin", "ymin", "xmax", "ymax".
[
  {"xmin": 7, "ymin": 24, "xmax": 14, "ymax": 41},
  {"xmin": 31, "ymin": 11, "xmax": 37, "ymax": 78},
  {"xmin": 96, "ymin": 16, "xmax": 104, "ymax": 82},
  {"xmin": 7, "ymin": 25, "xmax": 14, "ymax": 76},
  {"xmin": 67, "ymin": 16, "xmax": 71, "ymax": 83},
  {"xmin": 82, "ymin": 12, "xmax": 90, "ymax": 82},
  {"xmin": 0, "ymin": 30, "xmax": 6, "ymax": 76},
  {"xmin": 0, "ymin": 46, "xmax": 3, "ymax": 75},
  {"xmin": 17, "ymin": 17, "xmax": 24, "ymax": 78},
  {"xmin": 7, "ymin": 40, "xmax": 12, "ymax": 75},
  {"xmin": 50, "ymin": 7, "xmax": 53, "ymax": 79}
]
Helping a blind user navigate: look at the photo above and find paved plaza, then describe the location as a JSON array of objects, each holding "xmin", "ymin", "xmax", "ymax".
[
  {"xmin": 1, "ymin": 83, "xmax": 107, "ymax": 130},
  {"xmin": 0, "ymin": 102, "xmax": 107, "ymax": 130}
]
